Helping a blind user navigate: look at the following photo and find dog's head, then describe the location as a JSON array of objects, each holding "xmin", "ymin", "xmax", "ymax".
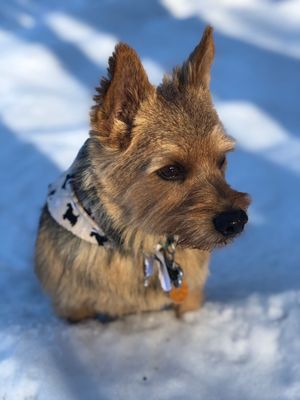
[{"xmin": 90, "ymin": 26, "xmax": 250, "ymax": 250}]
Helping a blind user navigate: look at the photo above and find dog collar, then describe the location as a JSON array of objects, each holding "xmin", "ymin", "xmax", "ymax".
[
  {"xmin": 47, "ymin": 170, "xmax": 184, "ymax": 293},
  {"xmin": 47, "ymin": 171, "xmax": 112, "ymax": 248}
]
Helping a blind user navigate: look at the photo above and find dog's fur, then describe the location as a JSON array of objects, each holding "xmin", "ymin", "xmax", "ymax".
[{"xmin": 35, "ymin": 27, "xmax": 250, "ymax": 321}]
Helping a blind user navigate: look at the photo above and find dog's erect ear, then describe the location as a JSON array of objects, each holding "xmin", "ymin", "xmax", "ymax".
[
  {"xmin": 90, "ymin": 43, "xmax": 154, "ymax": 150},
  {"xmin": 175, "ymin": 26, "xmax": 214, "ymax": 90}
]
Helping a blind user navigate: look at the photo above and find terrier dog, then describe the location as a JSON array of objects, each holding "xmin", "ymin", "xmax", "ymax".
[{"xmin": 35, "ymin": 26, "xmax": 250, "ymax": 321}]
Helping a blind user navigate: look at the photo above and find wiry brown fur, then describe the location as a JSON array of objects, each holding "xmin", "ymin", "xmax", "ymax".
[{"xmin": 35, "ymin": 26, "xmax": 250, "ymax": 321}]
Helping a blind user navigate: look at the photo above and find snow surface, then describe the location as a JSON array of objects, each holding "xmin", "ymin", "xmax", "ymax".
[{"xmin": 1, "ymin": 0, "xmax": 300, "ymax": 399}]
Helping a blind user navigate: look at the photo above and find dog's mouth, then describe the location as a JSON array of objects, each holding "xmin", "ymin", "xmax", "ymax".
[
  {"xmin": 176, "ymin": 224, "xmax": 246, "ymax": 251},
  {"xmin": 177, "ymin": 235, "xmax": 235, "ymax": 251},
  {"xmin": 177, "ymin": 237, "xmax": 228, "ymax": 251}
]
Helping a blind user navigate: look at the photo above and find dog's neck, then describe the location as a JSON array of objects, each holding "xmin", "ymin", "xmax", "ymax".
[
  {"xmin": 71, "ymin": 139, "xmax": 163, "ymax": 254},
  {"xmin": 71, "ymin": 140, "xmax": 125, "ymax": 249}
]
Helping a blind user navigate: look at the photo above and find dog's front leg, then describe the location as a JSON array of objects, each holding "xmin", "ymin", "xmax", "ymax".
[{"xmin": 54, "ymin": 302, "xmax": 97, "ymax": 323}]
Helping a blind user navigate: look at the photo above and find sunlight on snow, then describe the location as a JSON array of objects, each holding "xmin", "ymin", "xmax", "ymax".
[
  {"xmin": 161, "ymin": 0, "xmax": 300, "ymax": 59},
  {"xmin": 45, "ymin": 12, "xmax": 118, "ymax": 67},
  {"xmin": 217, "ymin": 101, "xmax": 300, "ymax": 174}
]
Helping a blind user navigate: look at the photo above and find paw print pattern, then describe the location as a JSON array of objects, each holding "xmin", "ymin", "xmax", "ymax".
[
  {"xmin": 90, "ymin": 231, "xmax": 108, "ymax": 246},
  {"xmin": 63, "ymin": 203, "xmax": 79, "ymax": 226}
]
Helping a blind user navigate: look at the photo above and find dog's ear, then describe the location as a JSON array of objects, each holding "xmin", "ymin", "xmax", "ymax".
[
  {"xmin": 90, "ymin": 43, "xmax": 154, "ymax": 150},
  {"xmin": 175, "ymin": 26, "xmax": 214, "ymax": 91}
]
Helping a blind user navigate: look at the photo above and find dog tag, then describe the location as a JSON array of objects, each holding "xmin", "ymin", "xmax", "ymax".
[
  {"xmin": 169, "ymin": 280, "xmax": 189, "ymax": 304},
  {"xmin": 155, "ymin": 251, "xmax": 172, "ymax": 292},
  {"xmin": 143, "ymin": 235, "xmax": 184, "ymax": 293},
  {"xmin": 167, "ymin": 262, "xmax": 183, "ymax": 288},
  {"xmin": 144, "ymin": 255, "xmax": 155, "ymax": 287}
]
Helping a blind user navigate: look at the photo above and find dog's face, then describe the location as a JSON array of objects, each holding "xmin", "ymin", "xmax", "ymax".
[{"xmin": 90, "ymin": 26, "xmax": 250, "ymax": 250}]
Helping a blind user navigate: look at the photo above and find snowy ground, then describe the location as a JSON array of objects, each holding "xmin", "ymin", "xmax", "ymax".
[{"xmin": 1, "ymin": 0, "xmax": 300, "ymax": 399}]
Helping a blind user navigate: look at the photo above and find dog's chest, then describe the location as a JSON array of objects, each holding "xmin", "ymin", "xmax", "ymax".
[{"xmin": 76, "ymin": 240, "xmax": 210, "ymax": 307}]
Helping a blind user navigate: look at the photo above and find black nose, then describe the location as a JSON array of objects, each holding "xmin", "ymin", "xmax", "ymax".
[{"xmin": 213, "ymin": 209, "xmax": 248, "ymax": 237}]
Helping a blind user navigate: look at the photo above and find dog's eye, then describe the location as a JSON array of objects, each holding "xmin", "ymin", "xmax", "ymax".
[
  {"xmin": 156, "ymin": 164, "xmax": 186, "ymax": 181},
  {"xmin": 218, "ymin": 155, "xmax": 226, "ymax": 169}
]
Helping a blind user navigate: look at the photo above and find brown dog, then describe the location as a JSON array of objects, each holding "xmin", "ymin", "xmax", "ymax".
[{"xmin": 35, "ymin": 26, "xmax": 250, "ymax": 321}]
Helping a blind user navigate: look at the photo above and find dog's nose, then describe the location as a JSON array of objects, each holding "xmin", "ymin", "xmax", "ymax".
[{"xmin": 213, "ymin": 209, "xmax": 248, "ymax": 237}]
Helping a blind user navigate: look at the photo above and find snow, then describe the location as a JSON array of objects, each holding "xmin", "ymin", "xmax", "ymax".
[
  {"xmin": 1, "ymin": 0, "xmax": 300, "ymax": 399},
  {"xmin": 162, "ymin": 0, "xmax": 300, "ymax": 59},
  {"xmin": 218, "ymin": 101, "xmax": 300, "ymax": 173}
]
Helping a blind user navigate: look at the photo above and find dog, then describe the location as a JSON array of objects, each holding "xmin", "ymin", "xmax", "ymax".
[{"xmin": 35, "ymin": 26, "xmax": 250, "ymax": 321}]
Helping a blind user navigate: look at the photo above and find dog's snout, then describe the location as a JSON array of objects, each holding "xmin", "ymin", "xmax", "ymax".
[{"xmin": 213, "ymin": 209, "xmax": 248, "ymax": 237}]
